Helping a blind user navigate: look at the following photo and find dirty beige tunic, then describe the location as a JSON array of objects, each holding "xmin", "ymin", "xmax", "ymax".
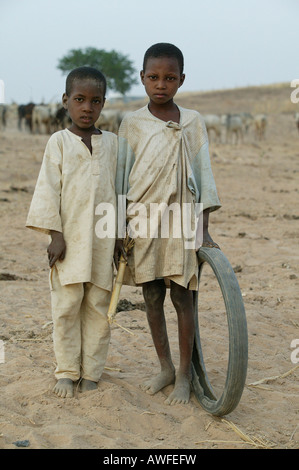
[
  {"xmin": 116, "ymin": 105, "xmax": 221, "ymax": 290},
  {"xmin": 26, "ymin": 128, "xmax": 117, "ymax": 291}
]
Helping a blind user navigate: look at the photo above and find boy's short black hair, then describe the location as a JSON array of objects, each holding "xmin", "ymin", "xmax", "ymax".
[
  {"xmin": 65, "ymin": 66, "xmax": 107, "ymax": 97},
  {"xmin": 143, "ymin": 43, "xmax": 184, "ymax": 74}
]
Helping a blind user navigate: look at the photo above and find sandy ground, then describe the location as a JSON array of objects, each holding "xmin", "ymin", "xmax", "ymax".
[{"xmin": 0, "ymin": 86, "xmax": 299, "ymax": 450}]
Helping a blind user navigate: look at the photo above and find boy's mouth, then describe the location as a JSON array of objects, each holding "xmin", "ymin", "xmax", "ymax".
[{"xmin": 154, "ymin": 93, "xmax": 167, "ymax": 99}]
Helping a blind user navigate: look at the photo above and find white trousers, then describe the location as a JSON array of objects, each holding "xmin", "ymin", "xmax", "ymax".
[{"xmin": 50, "ymin": 267, "xmax": 111, "ymax": 382}]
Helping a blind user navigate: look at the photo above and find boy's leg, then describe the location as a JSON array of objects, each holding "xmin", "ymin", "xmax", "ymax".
[
  {"xmin": 50, "ymin": 267, "xmax": 84, "ymax": 397},
  {"xmin": 80, "ymin": 283, "xmax": 111, "ymax": 390},
  {"xmin": 167, "ymin": 281, "xmax": 194, "ymax": 405},
  {"xmin": 141, "ymin": 279, "xmax": 175, "ymax": 395}
]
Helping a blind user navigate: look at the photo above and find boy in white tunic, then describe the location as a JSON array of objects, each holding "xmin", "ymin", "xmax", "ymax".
[
  {"xmin": 26, "ymin": 67, "xmax": 117, "ymax": 398},
  {"xmin": 116, "ymin": 44, "xmax": 221, "ymax": 405}
]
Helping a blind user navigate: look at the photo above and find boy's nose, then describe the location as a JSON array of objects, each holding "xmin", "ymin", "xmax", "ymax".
[
  {"xmin": 156, "ymin": 80, "xmax": 166, "ymax": 89},
  {"xmin": 83, "ymin": 101, "xmax": 93, "ymax": 112}
]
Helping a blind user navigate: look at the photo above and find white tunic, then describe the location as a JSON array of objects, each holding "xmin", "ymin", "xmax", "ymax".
[
  {"xmin": 26, "ymin": 129, "xmax": 117, "ymax": 290},
  {"xmin": 116, "ymin": 105, "xmax": 221, "ymax": 290}
]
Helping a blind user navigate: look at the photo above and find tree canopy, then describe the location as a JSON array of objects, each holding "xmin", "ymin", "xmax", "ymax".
[{"xmin": 57, "ymin": 47, "xmax": 138, "ymax": 95}]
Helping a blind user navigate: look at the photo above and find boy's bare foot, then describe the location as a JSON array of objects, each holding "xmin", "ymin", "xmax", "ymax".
[
  {"xmin": 165, "ymin": 373, "xmax": 191, "ymax": 405},
  {"xmin": 53, "ymin": 378, "xmax": 74, "ymax": 398},
  {"xmin": 80, "ymin": 378, "xmax": 98, "ymax": 393},
  {"xmin": 141, "ymin": 368, "xmax": 175, "ymax": 395}
]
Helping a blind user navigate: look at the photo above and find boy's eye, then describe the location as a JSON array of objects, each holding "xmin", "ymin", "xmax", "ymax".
[
  {"xmin": 75, "ymin": 97, "xmax": 83, "ymax": 102},
  {"xmin": 147, "ymin": 75, "xmax": 176, "ymax": 81}
]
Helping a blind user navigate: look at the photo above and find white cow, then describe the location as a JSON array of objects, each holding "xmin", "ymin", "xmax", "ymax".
[
  {"xmin": 118, "ymin": 110, "xmax": 130, "ymax": 126},
  {"xmin": 239, "ymin": 112, "xmax": 253, "ymax": 134},
  {"xmin": 223, "ymin": 114, "xmax": 243, "ymax": 144},
  {"xmin": 202, "ymin": 114, "xmax": 222, "ymax": 143},
  {"xmin": 32, "ymin": 103, "xmax": 60, "ymax": 134},
  {"xmin": 95, "ymin": 109, "xmax": 121, "ymax": 134},
  {"xmin": 254, "ymin": 114, "xmax": 267, "ymax": 140}
]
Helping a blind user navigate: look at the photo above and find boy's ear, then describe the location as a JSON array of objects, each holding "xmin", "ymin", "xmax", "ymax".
[
  {"xmin": 140, "ymin": 70, "xmax": 145, "ymax": 85},
  {"xmin": 62, "ymin": 93, "xmax": 68, "ymax": 109},
  {"xmin": 179, "ymin": 74, "xmax": 185, "ymax": 88}
]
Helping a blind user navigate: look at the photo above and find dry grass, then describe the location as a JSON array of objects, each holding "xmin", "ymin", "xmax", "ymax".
[{"xmin": 248, "ymin": 365, "xmax": 299, "ymax": 388}]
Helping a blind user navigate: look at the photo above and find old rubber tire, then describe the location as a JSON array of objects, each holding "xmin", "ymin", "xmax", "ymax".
[{"xmin": 191, "ymin": 247, "xmax": 248, "ymax": 416}]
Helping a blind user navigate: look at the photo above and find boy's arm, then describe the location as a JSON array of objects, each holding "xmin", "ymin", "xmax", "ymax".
[
  {"xmin": 192, "ymin": 141, "xmax": 221, "ymax": 213},
  {"xmin": 116, "ymin": 135, "xmax": 135, "ymax": 199},
  {"xmin": 113, "ymin": 121, "xmax": 137, "ymax": 269},
  {"xmin": 196, "ymin": 208, "xmax": 220, "ymax": 250},
  {"xmin": 202, "ymin": 208, "xmax": 219, "ymax": 248},
  {"xmin": 26, "ymin": 134, "xmax": 66, "ymax": 265},
  {"xmin": 26, "ymin": 135, "xmax": 63, "ymax": 235}
]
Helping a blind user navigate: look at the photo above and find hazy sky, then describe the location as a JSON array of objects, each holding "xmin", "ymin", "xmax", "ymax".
[{"xmin": 1, "ymin": 0, "xmax": 298, "ymax": 104}]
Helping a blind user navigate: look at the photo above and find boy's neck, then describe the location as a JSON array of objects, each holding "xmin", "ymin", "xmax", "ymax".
[
  {"xmin": 68, "ymin": 124, "xmax": 101, "ymax": 139},
  {"xmin": 68, "ymin": 125, "xmax": 101, "ymax": 154},
  {"xmin": 148, "ymin": 100, "xmax": 180, "ymax": 124}
]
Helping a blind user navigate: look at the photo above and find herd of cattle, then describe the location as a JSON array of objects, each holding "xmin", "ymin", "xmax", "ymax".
[
  {"xmin": 1, "ymin": 102, "xmax": 299, "ymax": 143},
  {"xmin": 203, "ymin": 112, "xmax": 268, "ymax": 143},
  {"xmin": 0, "ymin": 102, "xmax": 123, "ymax": 135}
]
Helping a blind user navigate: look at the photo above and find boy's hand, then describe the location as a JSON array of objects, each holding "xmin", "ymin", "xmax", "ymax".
[
  {"xmin": 201, "ymin": 229, "xmax": 220, "ymax": 250},
  {"xmin": 113, "ymin": 239, "xmax": 127, "ymax": 270},
  {"xmin": 47, "ymin": 231, "xmax": 66, "ymax": 268}
]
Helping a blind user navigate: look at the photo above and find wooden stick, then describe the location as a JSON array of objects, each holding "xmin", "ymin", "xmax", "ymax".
[
  {"xmin": 108, "ymin": 255, "xmax": 127, "ymax": 324},
  {"xmin": 107, "ymin": 235, "xmax": 134, "ymax": 326}
]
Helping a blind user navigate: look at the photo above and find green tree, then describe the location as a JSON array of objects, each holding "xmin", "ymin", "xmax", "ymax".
[{"xmin": 57, "ymin": 47, "xmax": 138, "ymax": 95}]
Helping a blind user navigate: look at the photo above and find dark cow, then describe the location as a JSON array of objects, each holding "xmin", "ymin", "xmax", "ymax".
[
  {"xmin": 18, "ymin": 102, "xmax": 35, "ymax": 132},
  {"xmin": 54, "ymin": 107, "xmax": 71, "ymax": 131},
  {"xmin": 0, "ymin": 104, "xmax": 6, "ymax": 130}
]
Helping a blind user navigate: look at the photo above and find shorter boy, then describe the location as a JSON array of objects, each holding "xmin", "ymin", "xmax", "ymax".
[{"xmin": 26, "ymin": 67, "xmax": 117, "ymax": 398}]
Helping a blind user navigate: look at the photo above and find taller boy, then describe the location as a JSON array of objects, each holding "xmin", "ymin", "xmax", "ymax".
[{"xmin": 116, "ymin": 43, "xmax": 221, "ymax": 405}]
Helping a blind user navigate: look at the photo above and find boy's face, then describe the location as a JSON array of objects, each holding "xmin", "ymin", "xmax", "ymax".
[
  {"xmin": 140, "ymin": 56, "xmax": 185, "ymax": 105},
  {"xmin": 62, "ymin": 78, "xmax": 105, "ymax": 134}
]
